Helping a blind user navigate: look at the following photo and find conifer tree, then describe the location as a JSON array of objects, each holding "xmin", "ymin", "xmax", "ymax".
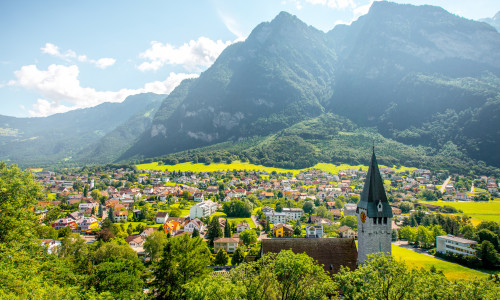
[
  {"xmin": 206, "ymin": 217, "xmax": 223, "ymax": 246},
  {"xmin": 224, "ymin": 219, "xmax": 231, "ymax": 237},
  {"xmin": 192, "ymin": 227, "xmax": 200, "ymax": 238},
  {"xmin": 214, "ymin": 248, "xmax": 229, "ymax": 266},
  {"xmin": 231, "ymin": 246, "xmax": 245, "ymax": 265}
]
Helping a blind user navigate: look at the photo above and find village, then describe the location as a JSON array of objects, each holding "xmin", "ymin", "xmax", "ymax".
[{"xmin": 33, "ymin": 162, "xmax": 500, "ymax": 270}]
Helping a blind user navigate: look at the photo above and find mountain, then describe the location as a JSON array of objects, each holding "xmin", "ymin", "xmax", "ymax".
[
  {"xmin": 123, "ymin": 2, "xmax": 500, "ymax": 172},
  {"xmin": 124, "ymin": 11, "xmax": 337, "ymax": 159},
  {"xmin": 480, "ymin": 11, "xmax": 500, "ymax": 32},
  {"xmin": 0, "ymin": 93, "xmax": 165, "ymax": 167}
]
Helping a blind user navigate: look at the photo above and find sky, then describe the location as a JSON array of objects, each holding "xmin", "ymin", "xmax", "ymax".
[{"xmin": 1, "ymin": 0, "xmax": 499, "ymax": 118}]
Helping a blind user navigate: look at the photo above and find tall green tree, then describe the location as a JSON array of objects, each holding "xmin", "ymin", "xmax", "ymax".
[
  {"xmin": 214, "ymin": 248, "xmax": 229, "ymax": 266},
  {"xmin": 151, "ymin": 234, "xmax": 211, "ymax": 299},
  {"xmin": 206, "ymin": 217, "xmax": 223, "ymax": 246},
  {"xmin": 239, "ymin": 229, "xmax": 257, "ymax": 246},
  {"xmin": 143, "ymin": 230, "xmax": 167, "ymax": 262},
  {"xmin": 231, "ymin": 246, "xmax": 246, "ymax": 265},
  {"xmin": 224, "ymin": 219, "xmax": 232, "ymax": 237}
]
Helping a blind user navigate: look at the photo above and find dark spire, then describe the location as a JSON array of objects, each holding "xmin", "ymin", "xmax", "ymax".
[{"xmin": 357, "ymin": 148, "xmax": 393, "ymax": 218}]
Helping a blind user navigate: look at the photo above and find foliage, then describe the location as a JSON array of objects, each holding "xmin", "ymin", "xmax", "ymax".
[
  {"xmin": 206, "ymin": 216, "xmax": 223, "ymax": 246},
  {"xmin": 340, "ymin": 215, "xmax": 357, "ymax": 230},
  {"xmin": 239, "ymin": 229, "xmax": 258, "ymax": 246},
  {"xmin": 231, "ymin": 246, "xmax": 246, "ymax": 265},
  {"xmin": 143, "ymin": 230, "xmax": 167, "ymax": 262},
  {"xmin": 214, "ymin": 248, "xmax": 229, "ymax": 266},
  {"xmin": 222, "ymin": 199, "xmax": 252, "ymax": 217}
]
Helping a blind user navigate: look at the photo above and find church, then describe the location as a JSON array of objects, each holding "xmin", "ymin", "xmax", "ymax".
[{"xmin": 260, "ymin": 148, "xmax": 393, "ymax": 273}]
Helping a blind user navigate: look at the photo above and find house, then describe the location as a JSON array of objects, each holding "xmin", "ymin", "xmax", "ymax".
[
  {"xmin": 213, "ymin": 237, "xmax": 240, "ymax": 254},
  {"xmin": 339, "ymin": 226, "xmax": 357, "ymax": 239},
  {"xmin": 282, "ymin": 208, "xmax": 304, "ymax": 221},
  {"xmin": 79, "ymin": 202, "xmax": 99, "ymax": 213},
  {"xmin": 52, "ymin": 218, "xmax": 77, "ymax": 230},
  {"xmin": 140, "ymin": 227, "xmax": 157, "ymax": 237},
  {"xmin": 260, "ymin": 238, "xmax": 357, "ymax": 275},
  {"xmin": 265, "ymin": 212, "xmax": 287, "ymax": 224},
  {"xmin": 68, "ymin": 211, "xmax": 85, "ymax": 222},
  {"xmin": 155, "ymin": 212, "xmax": 169, "ymax": 224},
  {"xmin": 114, "ymin": 210, "xmax": 128, "ymax": 222},
  {"xmin": 261, "ymin": 206, "xmax": 274, "ymax": 214},
  {"xmin": 436, "ymin": 235, "xmax": 477, "ymax": 256},
  {"xmin": 78, "ymin": 217, "xmax": 99, "ymax": 233},
  {"xmin": 455, "ymin": 193, "xmax": 469, "ymax": 201},
  {"xmin": 236, "ymin": 222, "xmax": 250, "ymax": 233},
  {"xmin": 40, "ymin": 239, "xmax": 61, "ymax": 254},
  {"xmin": 308, "ymin": 215, "xmax": 322, "ymax": 224},
  {"xmin": 194, "ymin": 192, "xmax": 204, "ymax": 202},
  {"xmin": 272, "ymin": 223, "xmax": 293, "ymax": 237},
  {"xmin": 125, "ymin": 235, "xmax": 145, "ymax": 247},
  {"xmin": 190, "ymin": 200, "xmax": 218, "ymax": 219},
  {"xmin": 163, "ymin": 220, "xmax": 182, "ymax": 235},
  {"xmin": 343, "ymin": 204, "xmax": 357, "ymax": 216},
  {"xmin": 184, "ymin": 218, "xmax": 205, "ymax": 232},
  {"xmin": 306, "ymin": 225, "xmax": 323, "ymax": 238}
]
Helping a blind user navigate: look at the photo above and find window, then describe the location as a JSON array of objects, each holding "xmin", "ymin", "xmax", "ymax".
[{"xmin": 383, "ymin": 217, "xmax": 387, "ymax": 224}]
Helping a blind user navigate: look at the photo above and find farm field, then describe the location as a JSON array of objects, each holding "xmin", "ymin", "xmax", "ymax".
[
  {"xmin": 211, "ymin": 212, "xmax": 256, "ymax": 228},
  {"xmin": 421, "ymin": 201, "xmax": 500, "ymax": 223},
  {"xmin": 137, "ymin": 161, "xmax": 417, "ymax": 176},
  {"xmin": 391, "ymin": 245, "xmax": 487, "ymax": 280}
]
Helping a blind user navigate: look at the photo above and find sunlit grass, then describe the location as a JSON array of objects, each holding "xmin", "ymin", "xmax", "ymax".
[{"xmin": 421, "ymin": 201, "xmax": 500, "ymax": 223}]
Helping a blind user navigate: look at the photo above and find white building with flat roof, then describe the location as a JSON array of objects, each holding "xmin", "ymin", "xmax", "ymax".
[
  {"xmin": 436, "ymin": 235, "xmax": 477, "ymax": 256},
  {"xmin": 282, "ymin": 208, "xmax": 304, "ymax": 221},
  {"xmin": 190, "ymin": 200, "xmax": 218, "ymax": 219}
]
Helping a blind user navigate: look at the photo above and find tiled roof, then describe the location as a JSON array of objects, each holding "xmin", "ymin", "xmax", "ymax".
[{"xmin": 261, "ymin": 238, "xmax": 357, "ymax": 274}]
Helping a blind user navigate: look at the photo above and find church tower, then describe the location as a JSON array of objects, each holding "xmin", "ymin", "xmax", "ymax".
[{"xmin": 356, "ymin": 148, "xmax": 393, "ymax": 265}]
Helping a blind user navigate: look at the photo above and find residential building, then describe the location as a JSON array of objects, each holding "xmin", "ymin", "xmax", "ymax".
[
  {"xmin": 184, "ymin": 218, "xmax": 205, "ymax": 232},
  {"xmin": 272, "ymin": 223, "xmax": 293, "ymax": 237},
  {"xmin": 306, "ymin": 225, "xmax": 323, "ymax": 238},
  {"xmin": 114, "ymin": 210, "xmax": 128, "ymax": 222},
  {"xmin": 265, "ymin": 212, "xmax": 287, "ymax": 224},
  {"xmin": 194, "ymin": 192, "xmax": 204, "ymax": 202},
  {"xmin": 78, "ymin": 217, "xmax": 99, "ymax": 233},
  {"xmin": 155, "ymin": 212, "xmax": 169, "ymax": 224},
  {"xmin": 125, "ymin": 235, "xmax": 145, "ymax": 247},
  {"xmin": 236, "ymin": 222, "xmax": 250, "ymax": 233},
  {"xmin": 52, "ymin": 218, "xmax": 77, "ymax": 230},
  {"xmin": 339, "ymin": 226, "xmax": 357, "ymax": 239},
  {"xmin": 213, "ymin": 237, "xmax": 240, "ymax": 253},
  {"xmin": 436, "ymin": 235, "xmax": 478, "ymax": 256},
  {"xmin": 40, "ymin": 239, "xmax": 61, "ymax": 254},
  {"xmin": 189, "ymin": 200, "xmax": 218, "ymax": 219},
  {"xmin": 282, "ymin": 208, "xmax": 304, "ymax": 221}
]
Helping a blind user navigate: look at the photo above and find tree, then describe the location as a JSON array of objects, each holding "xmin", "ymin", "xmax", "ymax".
[
  {"xmin": 151, "ymin": 234, "xmax": 211, "ymax": 299},
  {"xmin": 275, "ymin": 203, "xmax": 283, "ymax": 212},
  {"xmin": 143, "ymin": 230, "xmax": 167, "ymax": 262},
  {"xmin": 93, "ymin": 241, "xmax": 139, "ymax": 264},
  {"xmin": 334, "ymin": 197, "xmax": 344, "ymax": 209},
  {"xmin": 478, "ymin": 240, "xmax": 500, "ymax": 269},
  {"xmin": 214, "ymin": 248, "xmax": 229, "ymax": 266},
  {"xmin": 83, "ymin": 185, "xmax": 89, "ymax": 197},
  {"xmin": 57, "ymin": 226, "xmax": 73, "ymax": 238},
  {"xmin": 206, "ymin": 217, "xmax": 223, "ymax": 246},
  {"xmin": 398, "ymin": 201, "xmax": 414, "ymax": 213},
  {"xmin": 231, "ymin": 246, "xmax": 246, "ymax": 265},
  {"xmin": 239, "ymin": 229, "xmax": 257, "ymax": 246},
  {"xmin": 302, "ymin": 201, "xmax": 314, "ymax": 214},
  {"xmin": 0, "ymin": 162, "xmax": 42, "ymax": 245},
  {"xmin": 315, "ymin": 206, "xmax": 328, "ymax": 218},
  {"xmin": 90, "ymin": 189, "xmax": 101, "ymax": 200},
  {"xmin": 192, "ymin": 227, "xmax": 200, "ymax": 238},
  {"xmin": 108, "ymin": 207, "xmax": 115, "ymax": 223},
  {"xmin": 186, "ymin": 276, "xmax": 246, "ymax": 300},
  {"xmin": 169, "ymin": 207, "xmax": 181, "ymax": 217},
  {"xmin": 90, "ymin": 258, "xmax": 144, "ymax": 298},
  {"xmin": 224, "ymin": 219, "xmax": 232, "ymax": 237},
  {"xmin": 340, "ymin": 215, "xmax": 357, "ymax": 230},
  {"xmin": 222, "ymin": 200, "xmax": 252, "ymax": 217},
  {"xmin": 96, "ymin": 228, "xmax": 115, "ymax": 242},
  {"xmin": 265, "ymin": 221, "xmax": 271, "ymax": 233}
]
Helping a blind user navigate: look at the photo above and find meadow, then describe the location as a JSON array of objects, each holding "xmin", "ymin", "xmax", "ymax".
[
  {"xmin": 136, "ymin": 161, "xmax": 418, "ymax": 176},
  {"xmin": 391, "ymin": 245, "xmax": 488, "ymax": 280},
  {"xmin": 422, "ymin": 201, "xmax": 500, "ymax": 223}
]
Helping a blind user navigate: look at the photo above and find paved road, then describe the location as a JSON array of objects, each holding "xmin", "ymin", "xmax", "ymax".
[
  {"xmin": 251, "ymin": 215, "xmax": 261, "ymax": 230},
  {"xmin": 439, "ymin": 176, "xmax": 451, "ymax": 194}
]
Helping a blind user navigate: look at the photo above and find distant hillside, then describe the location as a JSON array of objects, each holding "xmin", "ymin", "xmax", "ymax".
[
  {"xmin": 123, "ymin": 2, "xmax": 500, "ymax": 171},
  {"xmin": 0, "ymin": 93, "xmax": 165, "ymax": 167}
]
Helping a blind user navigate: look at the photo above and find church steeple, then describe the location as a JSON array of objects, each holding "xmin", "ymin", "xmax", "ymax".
[{"xmin": 357, "ymin": 147, "xmax": 393, "ymax": 218}]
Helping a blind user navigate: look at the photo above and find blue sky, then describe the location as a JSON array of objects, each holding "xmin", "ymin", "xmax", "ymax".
[{"xmin": 1, "ymin": 0, "xmax": 499, "ymax": 117}]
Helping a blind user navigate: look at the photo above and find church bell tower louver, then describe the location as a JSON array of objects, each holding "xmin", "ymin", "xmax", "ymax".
[{"xmin": 356, "ymin": 148, "xmax": 393, "ymax": 265}]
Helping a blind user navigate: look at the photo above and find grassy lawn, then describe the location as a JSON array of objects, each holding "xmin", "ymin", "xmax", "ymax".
[
  {"xmin": 47, "ymin": 192, "xmax": 57, "ymax": 200},
  {"xmin": 169, "ymin": 203, "xmax": 191, "ymax": 217},
  {"xmin": 210, "ymin": 213, "xmax": 256, "ymax": 228},
  {"xmin": 421, "ymin": 201, "xmax": 500, "ymax": 223},
  {"xmin": 136, "ymin": 161, "xmax": 418, "ymax": 176},
  {"xmin": 391, "ymin": 245, "xmax": 487, "ymax": 280}
]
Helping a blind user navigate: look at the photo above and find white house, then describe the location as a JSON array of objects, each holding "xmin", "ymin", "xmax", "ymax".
[
  {"xmin": 213, "ymin": 237, "xmax": 240, "ymax": 253},
  {"xmin": 265, "ymin": 212, "xmax": 287, "ymax": 224},
  {"xmin": 194, "ymin": 192, "xmax": 204, "ymax": 202},
  {"xmin": 436, "ymin": 235, "xmax": 477, "ymax": 256},
  {"xmin": 79, "ymin": 202, "xmax": 98, "ymax": 213},
  {"xmin": 282, "ymin": 208, "xmax": 304, "ymax": 221},
  {"xmin": 184, "ymin": 218, "xmax": 205, "ymax": 232},
  {"xmin": 40, "ymin": 239, "xmax": 61, "ymax": 254},
  {"xmin": 305, "ymin": 225, "xmax": 323, "ymax": 238},
  {"xmin": 155, "ymin": 212, "xmax": 169, "ymax": 224},
  {"xmin": 236, "ymin": 222, "xmax": 251, "ymax": 233},
  {"xmin": 339, "ymin": 226, "xmax": 357, "ymax": 239},
  {"xmin": 190, "ymin": 200, "xmax": 218, "ymax": 219}
]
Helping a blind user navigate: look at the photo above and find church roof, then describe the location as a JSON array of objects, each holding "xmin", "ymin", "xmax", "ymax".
[
  {"xmin": 357, "ymin": 148, "xmax": 393, "ymax": 218},
  {"xmin": 260, "ymin": 238, "xmax": 357, "ymax": 274}
]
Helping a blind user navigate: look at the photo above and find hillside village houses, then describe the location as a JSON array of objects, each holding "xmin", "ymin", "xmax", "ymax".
[{"xmin": 32, "ymin": 162, "xmax": 499, "ymax": 266}]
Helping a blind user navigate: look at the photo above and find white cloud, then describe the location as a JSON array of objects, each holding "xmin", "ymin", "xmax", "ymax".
[
  {"xmin": 41, "ymin": 42, "xmax": 116, "ymax": 69},
  {"xmin": 138, "ymin": 37, "xmax": 233, "ymax": 72},
  {"xmin": 217, "ymin": 10, "xmax": 248, "ymax": 38},
  {"xmin": 353, "ymin": 1, "xmax": 373, "ymax": 20},
  {"xmin": 9, "ymin": 64, "xmax": 197, "ymax": 117}
]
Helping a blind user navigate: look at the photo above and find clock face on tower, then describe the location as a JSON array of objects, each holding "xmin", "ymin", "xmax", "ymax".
[{"xmin": 360, "ymin": 211, "xmax": 366, "ymax": 223}]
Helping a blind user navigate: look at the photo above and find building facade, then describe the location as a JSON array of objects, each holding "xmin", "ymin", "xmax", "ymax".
[
  {"xmin": 356, "ymin": 149, "xmax": 393, "ymax": 265},
  {"xmin": 436, "ymin": 235, "xmax": 477, "ymax": 256},
  {"xmin": 189, "ymin": 200, "xmax": 218, "ymax": 219}
]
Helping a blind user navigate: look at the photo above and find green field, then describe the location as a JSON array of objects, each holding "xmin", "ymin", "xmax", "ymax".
[
  {"xmin": 137, "ymin": 161, "xmax": 418, "ymax": 176},
  {"xmin": 169, "ymin": 203, "xmax": 191, "ymax": 217},
  {"xmin": 391, "ymin": 245, "xmax": 487, "ymax": 280},
  {"xmin": 421, "ymin": 201, "xmax": 500, "ymax": 223},
  {"xmin": 211, "ymin": 213, "xmax": 256, "ymax": 228}
]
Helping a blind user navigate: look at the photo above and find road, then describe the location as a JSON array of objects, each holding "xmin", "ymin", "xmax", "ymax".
[{"xmin": 439, "ymin": 176, "xmax": 451, "ymax": 194}]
